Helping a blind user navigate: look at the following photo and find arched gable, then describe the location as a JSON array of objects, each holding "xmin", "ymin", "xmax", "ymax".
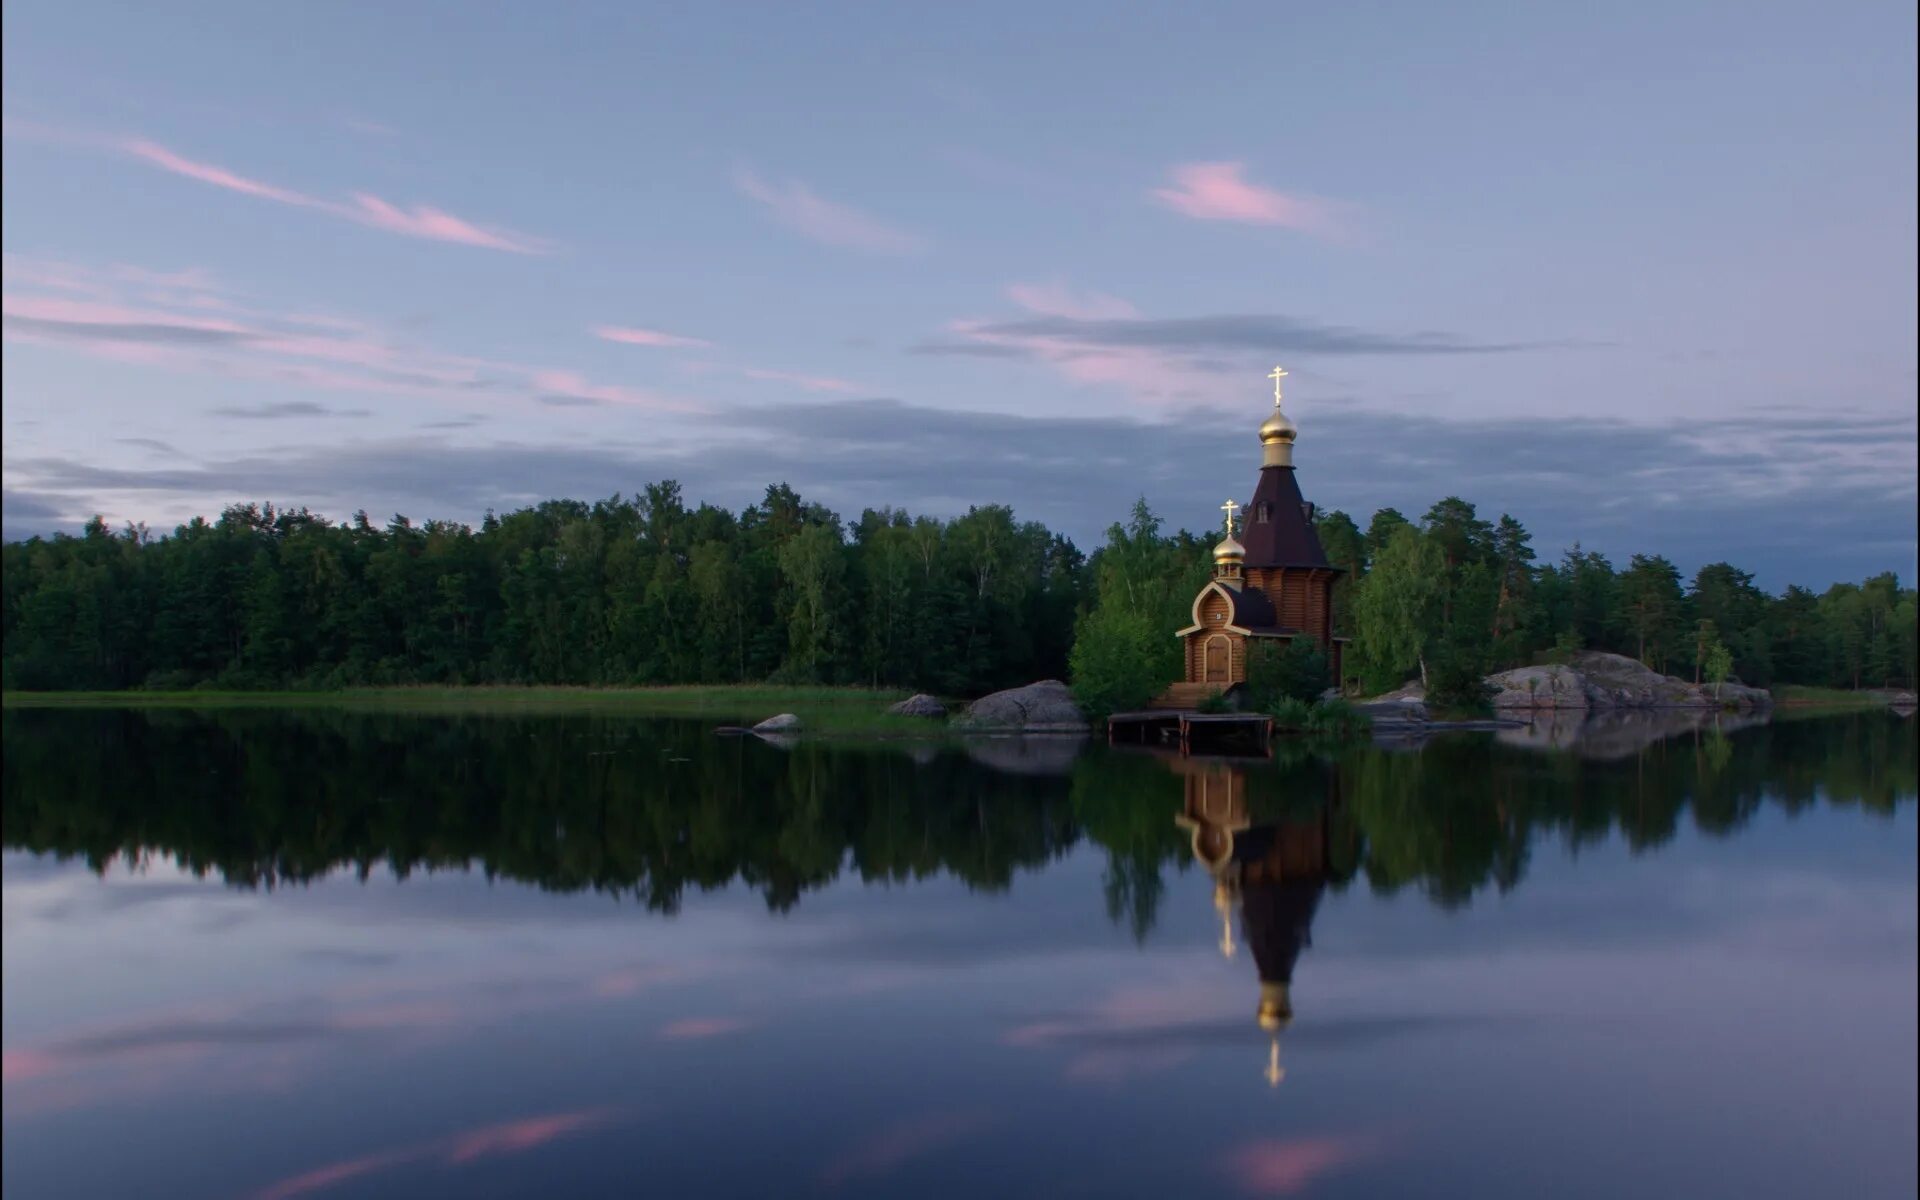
[{"xmin": 1176, "ymin": 580, "xmax": 1253, "ymax": 637}]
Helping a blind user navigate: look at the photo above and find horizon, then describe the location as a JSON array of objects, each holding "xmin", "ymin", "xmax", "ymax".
[{"xmin": 4, "ymin": 1, "xmax": 1915, "ymax": 592}]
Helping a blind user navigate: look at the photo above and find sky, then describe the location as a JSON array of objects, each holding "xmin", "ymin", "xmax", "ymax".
[{"xmin": 2, "ymin": 0, "xmax": 1914, "ymax": 590}]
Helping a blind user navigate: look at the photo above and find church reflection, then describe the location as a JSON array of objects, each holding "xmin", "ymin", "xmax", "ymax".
[{"xmin": 1171, "ymin": 757, "xmax": 1342, "ymax": 1088}]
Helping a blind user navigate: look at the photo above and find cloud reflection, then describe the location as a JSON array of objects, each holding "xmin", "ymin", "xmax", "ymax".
[
  {"xmin": 1226, "ymin": 1135, "xmax": 1379, "ymax": 1195},
  {"xmin": 819, "ymin": 1110, "xmax": 994, "ymax": 1187},
  {"xmin": 252, "ymin": 1108, "xmax": 618, "ymax": 1200},
  {"xmin": 657, "ymin": 1016, "xmax": 755, "ymax": 1040}
]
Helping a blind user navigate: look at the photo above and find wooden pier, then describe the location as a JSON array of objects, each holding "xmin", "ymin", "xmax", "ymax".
[{"xmin": 1107, "ymin": 710, "xmax": 1275, "ymax": 755}]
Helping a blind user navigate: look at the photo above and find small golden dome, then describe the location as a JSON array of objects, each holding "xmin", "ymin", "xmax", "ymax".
[
  {"xmin": 1213, "ymin": 533, "xmax": 1246, "ymax": 562},
  {"xmin": 1257, "ymin": 982, "xmax": 1293, "ymax": 1030},
  {"xmin": 1259, "ymin": 404, "xmax": 1297, "ymax": 445}
]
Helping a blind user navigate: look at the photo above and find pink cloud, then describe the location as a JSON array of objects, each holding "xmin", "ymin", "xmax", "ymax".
[
  {"xmin": 252, "ymin": 1109, "xmax": 618, "ymax": 1200},
  {"xmin": 819, "ymin": 1111, "xmax": 993, "ymax": 1187},
  {"xmin": 443, "ymin": 1110, "xmax": 613, "ymax": 1162},
  {"xmin": 120, "ymin": 138, "xmax": 544, "ymax": 253},
  {"xmin": 941, "ymin": 284, "xmax": 1209, "ymax": 404},
  {"xmin": 733, "ymin": 165, "xmax": 926, "ymax": 255},
  {"xmin": 2, "ymin": 1048, "xmax": 58, "ymax": 1082},
  {"xmin": 124, "ymin": 140, "xmax": 314, "ymax": 206},
  {"xmin": 531, "ymin": 368, "xmax": 699, "ymax": 412},
  {"xmin": 738, "ymin": 366, "xmax": 860, "ymax": 394},
  {"xmin": 344, "ymin": 194, "xmax": 542, "ymax": 254},
  {"xmin": 657, "ymin": 1016, "xmax": 754, "ymax": 1040},
  {"xmin": 1226, "ymin": 1135, "xmax": 1378, "ymax": 1196},
  {"xmin": 593, "ymin": 325, "xmax": 713, "ymax": 349},
  {"xmin": 1004, "ymin": 280, "xmax": 1139, "ymax": 321},
  {"xmin": 590, "ymin": 965, "xmax": 687, "ymax": 997},
  {"xmin": 1062, "ymin": 1046, "xmax": 1193, "ymax": 1084},
  {"xmin": 254, "ymin": 1150, "xmax": 409, "ymax": 1200},
  {"xmin": 1152, "ymin": 162, "xmax": 1338, "ymax": 235},
  {"xmin": 6, "ymin": 255, "xmax": 703, "ymax": 413}
]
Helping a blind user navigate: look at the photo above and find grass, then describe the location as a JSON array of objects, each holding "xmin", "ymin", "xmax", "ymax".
[
  {"xmin": 0, "ymin": 684, "xmax": 953, "ymax": 735},
  {"xmin": 1772, "ymin": 684, "xmax": 1912, "ymax": 710}
]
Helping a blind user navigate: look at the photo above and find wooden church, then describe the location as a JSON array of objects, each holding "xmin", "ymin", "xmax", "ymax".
[{"xmin": 1169, "ymin": 368, "xmax": 1344, "ymax": 701}]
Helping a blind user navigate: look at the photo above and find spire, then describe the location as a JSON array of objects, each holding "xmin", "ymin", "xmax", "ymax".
[
  {"xmin": 1215, "ymin": 880, "xmax": 1238, "ymax": 959},
  {"xmin": 1258, "ymin": 364, "xmax": 1298, "ymax": 468},
  {"xmin": 1212, "ymin": 497, "xmax": 1246, "ymax": 586},
  {"xmin": 1264, "ymin": 1035, "xmax": 1285, "ymax": 1088}
]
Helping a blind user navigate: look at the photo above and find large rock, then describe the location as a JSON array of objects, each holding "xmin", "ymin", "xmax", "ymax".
[
  {"xmin": 963, "ymin": 734, "xmax": 1086, "ymax": 776},
  {"xmin": 1498, "ymin": 707, "xmax": 1770, "ymax": 759},
  {"xmin": 1368, "ymin": 653, "xmax": 1775, "ymax": 722},
  {"xmin": 953, "ymin": 680, "xmax": 1089, "ymax": 732},
  {"xmin": 1571, "ymin": 652, "xmax": 1772, "ymax": 710},
  {"xmin": 1487, "ymin": 664, "xmax": 1592, "ymax": 710},
  {"xmin": 1702, "ymin": 681, "xmax": 1772, "ymax": 710},
  {"xmin": 753, "ymin": 713, "xmax": 803, "ymax": 732},
  {"xmin": 1353, "ymin": 682, "xmax": 1430, "ymax": 725},
  {"xmin": 887, "ymin": 693, "xmax": 947, "ymax": 719},
  {"xmin": 1571, "ymin": 652, "xmax": 1702, "ymax": 707}
]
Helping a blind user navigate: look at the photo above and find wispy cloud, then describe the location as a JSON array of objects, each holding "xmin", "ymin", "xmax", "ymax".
[
  {"xmin": 1003, "ymin": 280, "xmax": 1139, "ymax": 321},
  {"xmin": 7, "ymin": 397, "xmax": 1910, "ymax": 588},
  {"xmin": 207, "ymin": 401, "xmax": 371, "ymax": 420},
  {"xmin": 3, "ymin": 256, "xmax": 693, "ymax": 414},
  {"xmin": 593, "ymin": 325, "xmax": 713, "ymax": 349},
  {"xmin": 914, "ymin": 296, "xmax": 1562, "ymax": 404},
  {"xmin": 1152, "ymin": 162, "xmax": 1340, "ymax": 236},
  {"xmin": 122, "ymin": 139, "xmax": 545, "ymax": 253},
  {"xmin": 737, "ymin": 366, "xmax": 860, "ymax": 394},
  {"xmin": 530, "ymin": 369, "xmax": 692, "ymax": 410},
  {"xmin": 733, "ymin": 165, "xmax": 926, "ymax": 255}
]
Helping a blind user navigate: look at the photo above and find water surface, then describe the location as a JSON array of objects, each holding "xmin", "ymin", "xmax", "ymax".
[{"xmin": 3, "ymin": 708, "xmax": 1914, "ymax": 1199}]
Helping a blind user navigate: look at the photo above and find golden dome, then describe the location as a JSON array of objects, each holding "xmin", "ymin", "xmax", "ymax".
[
  {"xmin": 1212, "ymin": 533, "xmax": 1246, "ymax": 562},
  {"xmin": 1259, "ymin": 404, "xmax": 1297, "ymax": 445},
  {"xmin": 1257, "ymin": 982, "xmax": 1293, "ymax": 1031}
]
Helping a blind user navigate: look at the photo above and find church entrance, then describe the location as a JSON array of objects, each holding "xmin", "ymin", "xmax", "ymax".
[{"xmin": 1204, "ymin": 636, "xmax": 1231, "ymax": 683}]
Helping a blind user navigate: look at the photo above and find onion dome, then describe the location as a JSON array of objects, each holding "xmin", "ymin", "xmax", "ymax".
[
  {"xmin": 1212, "ymin": 532, "xmax": 1246, "ymax": 564},
  {"xmin": 1257, "ymin": 981, "xmax": 1293, "ymax": 1031},
  {"xmin": 1258, "ymin": 404, "xmax": 1297, "ymax": 445}
]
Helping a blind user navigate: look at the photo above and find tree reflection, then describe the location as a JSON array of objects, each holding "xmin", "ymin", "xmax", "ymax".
[{"xmin": 0, "ymin": 709, "xmax": 1911, "ymax": 933}]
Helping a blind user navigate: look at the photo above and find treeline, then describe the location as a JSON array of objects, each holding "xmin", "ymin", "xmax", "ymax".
[
  {"xmin": 0, "ymin": 484, "xmax": 1085, "ymax": 694},
  {"xmin": 2, "ymin": 486, "xmax": 1914, "ymax": 697},
  {"xmin": 1069, "ymin": 495, "xmax": 1916, "ymax": 710},
  {"xmin": 1317, "ymin": 500, "xmax": 1917, "ymax": 696}
]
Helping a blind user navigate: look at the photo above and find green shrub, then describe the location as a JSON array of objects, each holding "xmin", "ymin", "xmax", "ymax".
[
  {"xmin": 1268, "ymin": 696, "xmax": 1314, "ymax": 729},
  {"xmin": 1196, "ymin": 690, "xmax": 1233, "ymax": 714},
  {"xmin": 1069, "ymin": 606, "xmax": 1171, "ymax": 719},
  {"xmin": 1244, "ymin": 639, "xmax": 1328, "ymax": 710},
  {"xmin": 1425, "ymin": 643, "xmax": 1494, "ymax": 713},
  {"xmin": 1303, "ymin": 697, "xmax": 1372, "ymax": 739}
]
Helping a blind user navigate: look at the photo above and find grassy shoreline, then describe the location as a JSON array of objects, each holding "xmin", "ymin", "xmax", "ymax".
[
  {"xmin": 0, "ymin": 684, "xmax": 954, "ymax": 734},
  {"xmin": 1772, "ymin": 684, "xmax": 1914, "ymax": 710}
]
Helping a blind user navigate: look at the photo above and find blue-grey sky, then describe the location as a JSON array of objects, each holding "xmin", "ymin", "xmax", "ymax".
[{"xmin": 3, "ymin": 1, "xmax": 1914, "ymax": 588}]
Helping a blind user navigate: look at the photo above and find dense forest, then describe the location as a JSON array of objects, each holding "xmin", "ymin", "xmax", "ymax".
[{"xmin": 1, "ymin": 483, "xmax": 1914, "ymax": 697}]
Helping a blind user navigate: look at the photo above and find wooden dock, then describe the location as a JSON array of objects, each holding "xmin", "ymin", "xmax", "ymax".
[{"xmin": 1107, "ymin": 710, "xmax": 1275, "ymax": 755}]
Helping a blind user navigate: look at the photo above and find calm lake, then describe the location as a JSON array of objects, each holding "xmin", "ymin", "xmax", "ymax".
[{"xmin": 2, "ymin": 707, "xmax": 1914, "ymax": 1199}]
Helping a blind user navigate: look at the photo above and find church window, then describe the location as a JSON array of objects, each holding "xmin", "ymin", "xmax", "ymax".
[{"xmin": 1257, "ymin": 502, "xmax": 1272, "ymax": 523}]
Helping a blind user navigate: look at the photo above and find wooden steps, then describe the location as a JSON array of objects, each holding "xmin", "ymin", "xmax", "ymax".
[{"xmin": 1151, "ymin": 681, "xmax": 1226, "ymax": 710}]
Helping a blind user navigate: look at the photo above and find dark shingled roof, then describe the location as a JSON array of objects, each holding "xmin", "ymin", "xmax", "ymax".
[
  {"xmin": 1225, "ymin": 585, "xmax": 1278, "ymax": 628},
  {"xmin": 1239, "ymin": 466, "xmax": 1330, "ymax": 569}
]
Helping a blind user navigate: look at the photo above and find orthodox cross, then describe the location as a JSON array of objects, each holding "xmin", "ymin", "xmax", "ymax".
[
  {"xmin": 1220, "ymin": 498, "xmax": 1240, "ymax": 534},
  {"xmin": 1267, "ymin": 364, "xmax": 1288, "ymax": 405}
]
